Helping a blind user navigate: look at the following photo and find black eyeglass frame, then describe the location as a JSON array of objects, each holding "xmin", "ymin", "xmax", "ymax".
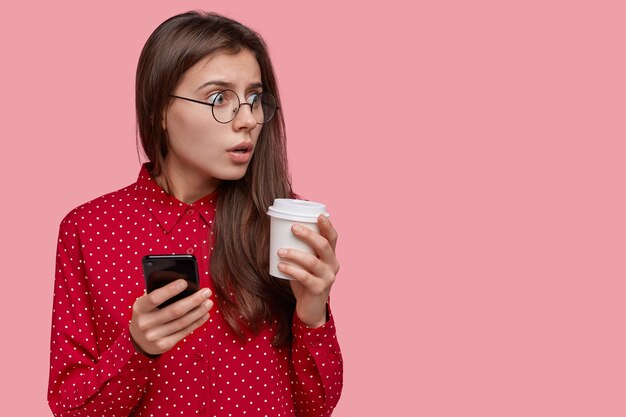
[{"xmin": 170, "ymin": 90, "xmax": 279, "ymax": 125}]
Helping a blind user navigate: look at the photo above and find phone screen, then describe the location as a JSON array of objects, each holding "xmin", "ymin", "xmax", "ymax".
[{"xmin": 142, "ymin": 254, "xmax": 200, "ymax": 308}]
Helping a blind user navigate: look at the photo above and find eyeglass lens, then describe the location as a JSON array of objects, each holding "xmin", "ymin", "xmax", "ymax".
[{"xmin": 211, "ymin": 90, "xmax": 277, "ymax": 124}]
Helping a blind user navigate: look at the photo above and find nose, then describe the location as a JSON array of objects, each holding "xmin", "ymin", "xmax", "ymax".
[{"xmin": 232, "ymin": 103, "xmax": 258, "ymax": 131}]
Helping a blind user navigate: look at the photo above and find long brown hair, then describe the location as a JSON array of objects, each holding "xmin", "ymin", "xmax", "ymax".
[{"xmin": 136, "ymin": 11, "xmax": 295, "ymax": 346}]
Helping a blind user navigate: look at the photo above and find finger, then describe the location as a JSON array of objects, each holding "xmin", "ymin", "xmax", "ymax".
[
  {"xmin": 291, "ymin": 223, "xmax": 338, "ymax": 268},
  {"xmin": 135, "ymin": 279, "xmax": 188, "ymax": 313},
  {"xmin": 146, "ymin": 299, "xmax": 213, "ymax": 341},
  {"xmin": 278, "ymin": 261, "xmax": 311, "ymax": 284},
  {"xmin": 278, "ymin": 262, "xmax": 329, "ymax": 296},
  {"xmin": 317, "ymin": 214, "xmax": 338, "ymax": 252},
  {"xmin": 155, "ymin": 311, "xmax": 210, "ymax": 353},
  {"xmin": 277, "ymin": 248, "xmax": 328, "ymax": 278},
  {"xmin": 154, "ymin": 288, "xmax": 212, "ymax": 323},
  {"xmin": 293, "ymin": 227, "xmax": 338, "ymax": 271}
]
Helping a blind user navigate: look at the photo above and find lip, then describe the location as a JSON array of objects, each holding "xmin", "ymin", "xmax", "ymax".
[
  {"xmin": 227, "ymin": 141, "xmax": 254, "ymax": 164},
  {"xmin": 227, "ymin": 142, "xmax": 253, "ymax": 152}
]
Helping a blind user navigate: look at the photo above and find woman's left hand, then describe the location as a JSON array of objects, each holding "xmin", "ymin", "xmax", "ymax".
[{"xmin": 277, "ymin": 214, "xmax": 340, "ymax": 328}]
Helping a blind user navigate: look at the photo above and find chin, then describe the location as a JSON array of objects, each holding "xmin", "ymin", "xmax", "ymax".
[{"xmin": 218, "ymin": 166, "xmax": 251, "ymax": 181}]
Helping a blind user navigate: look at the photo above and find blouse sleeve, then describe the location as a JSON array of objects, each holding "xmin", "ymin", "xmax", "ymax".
[
  {"xmin": 47, "ymin": 217, "xmax": 158, "ymax": 417},
  {"xmin": 290, "ymin": 305, "xmax": 344, "ymax": 417}
]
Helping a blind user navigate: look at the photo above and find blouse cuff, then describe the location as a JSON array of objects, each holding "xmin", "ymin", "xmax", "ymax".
[
  {"xmin": 97, "ymin": 327, "xmax": 159, "ymax": 386},
  {"xmin": 292, "ymin": 304, "xmax": 340, "ymax": 352}
]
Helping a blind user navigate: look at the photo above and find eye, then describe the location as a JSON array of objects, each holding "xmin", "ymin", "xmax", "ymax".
[
  {"xmin": 208, "ymin": 91, "xmax": 226, "ymax": 106},
  {"xmin": 247, "ymin": 92, "xmax": 261, "ymax": 107}
]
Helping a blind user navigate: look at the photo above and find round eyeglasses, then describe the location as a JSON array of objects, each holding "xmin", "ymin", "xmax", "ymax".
[{"xmin": 170, "ymin": 90, "xmax": 278, "ymax": 125}]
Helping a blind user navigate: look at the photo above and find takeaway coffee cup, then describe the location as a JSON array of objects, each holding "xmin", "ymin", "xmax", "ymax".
[{"xmin": 267, "ymin": 198, "xmax": 329, "ymax": 279}]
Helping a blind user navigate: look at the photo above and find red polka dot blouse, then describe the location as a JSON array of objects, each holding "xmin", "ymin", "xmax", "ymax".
[{"xmin": 48, "ymin": 165, "xmax": 343, "ymax": 416}]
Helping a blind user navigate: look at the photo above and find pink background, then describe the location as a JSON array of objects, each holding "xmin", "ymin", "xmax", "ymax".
[{"xmin": 1, "ymin": 1, "xmax": 625, "ymax": 415}]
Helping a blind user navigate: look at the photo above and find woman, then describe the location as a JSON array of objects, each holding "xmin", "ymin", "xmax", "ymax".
[{"xmin": 48, "ymin": 11, "xmax": 343, "ymax": 417}]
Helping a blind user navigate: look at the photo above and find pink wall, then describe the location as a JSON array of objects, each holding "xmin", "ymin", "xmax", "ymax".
[{"xmin": 1, "ymin": 1, "xmax": 625, "ymax": 415}]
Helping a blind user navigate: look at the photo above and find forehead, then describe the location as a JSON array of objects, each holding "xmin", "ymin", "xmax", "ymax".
[{"xmin": 178, "ymin": 49, "xmax": 262, "ymax": 88}]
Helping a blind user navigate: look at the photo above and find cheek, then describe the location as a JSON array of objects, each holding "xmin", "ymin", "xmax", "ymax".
[
  {"xmin": 252, "ymin": 126, "xmax": 263, "ymax": 142},
  {"xmin": 168, "ymin": 110, "xmax": 217, "ymax": 141}
]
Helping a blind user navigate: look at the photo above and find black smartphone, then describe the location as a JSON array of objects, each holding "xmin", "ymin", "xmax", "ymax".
[{"xmin": 142, "ymin": 254, "xmax": 200, "ymax": 308}]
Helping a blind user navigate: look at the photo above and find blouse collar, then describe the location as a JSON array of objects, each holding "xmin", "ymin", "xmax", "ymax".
[{"xmin": 134, "ymin": 164, "xmax": 218, "ymax": 233}]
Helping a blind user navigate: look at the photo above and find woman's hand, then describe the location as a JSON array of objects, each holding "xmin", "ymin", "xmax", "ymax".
[
  {"xmin": 277, "ymin": 214, "xmax": 340, "ymax": 328},
  {"xmin": 129, "ymin": 280, "xmax": 213, "ymax": 357}
]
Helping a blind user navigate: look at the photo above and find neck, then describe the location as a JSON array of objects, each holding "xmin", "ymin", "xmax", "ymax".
[{"xmin": 157, "ymin": 162, "xmax": 220, "ymax": 204}]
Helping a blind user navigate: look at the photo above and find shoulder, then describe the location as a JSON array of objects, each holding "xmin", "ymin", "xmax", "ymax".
[{"xmin": 59, "ymin": 181, "xmax": 139, "ymax": 230}]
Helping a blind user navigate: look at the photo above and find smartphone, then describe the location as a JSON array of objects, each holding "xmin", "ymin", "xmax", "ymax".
[{"xmin": 142, "ymin": 254, "xmax": 200, "ymax": 308}]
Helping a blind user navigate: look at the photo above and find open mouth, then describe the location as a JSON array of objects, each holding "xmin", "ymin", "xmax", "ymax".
[
  {"xmin": 227, "ymin": 142, "xmax": 253, "ymax": 154},
  {"xmin": 227, "ymin": 142, "xmax": 254, "ymax": 163}
]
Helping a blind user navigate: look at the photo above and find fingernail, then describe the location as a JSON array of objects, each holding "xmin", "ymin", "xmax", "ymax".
[
  {"xmin": 277, "ymin": 248, "xmax": 287, "ymax": 257},
  {"xmin": 278, "ymin": 262, "xmax": 286, "ymax": 271},
  {"xmin": 202, "ymin": 290, "xmax": 211, "ymax": 299},
  {"xmin": 177, "ymin": 280, "xmax": 187, "ymax": 290},
  {"xmin": 319, "ymin": 214, "xmax": 327, "ymax": 224},
  {"xmin": 204, "ymin": 300, "xmax": 213, "ymax": 309},
  {"xmin": 293, "ymin": 224, "xmax": 302, "ymax": 234}
]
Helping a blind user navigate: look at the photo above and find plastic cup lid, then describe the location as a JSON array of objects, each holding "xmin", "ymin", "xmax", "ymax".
[{"xmin": 267, "ymin": 198, "xmax": 329, "ymax": 222}]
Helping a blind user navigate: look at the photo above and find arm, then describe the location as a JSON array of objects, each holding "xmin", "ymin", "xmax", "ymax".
[
  {"xmin": 277, "ymin": 215, "xmax": 344, "ymax": 415},
  {"xmin": 290, "ymin": 305, "xmax": 343, "ymax": 417},
  {"xmin": 47, "ymin": 219, "xmax": 157, "ymax": 417}
]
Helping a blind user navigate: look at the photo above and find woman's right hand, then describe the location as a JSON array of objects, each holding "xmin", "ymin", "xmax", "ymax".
[{"xmin": 129, "ymin": 279, "xmax": 213, "ymax": 356}]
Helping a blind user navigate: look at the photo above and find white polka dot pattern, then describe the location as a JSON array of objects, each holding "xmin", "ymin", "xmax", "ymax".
[{"xmin": 47, "ymin": 165, "xmax": 343, "ymax": 417}]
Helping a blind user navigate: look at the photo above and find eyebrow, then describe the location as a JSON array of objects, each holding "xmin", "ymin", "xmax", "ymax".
[{"xmin": 195, "ymin": 80, "xmax": 264, "ymax": 91}]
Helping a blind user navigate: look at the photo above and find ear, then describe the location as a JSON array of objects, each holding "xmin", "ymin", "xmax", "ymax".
[{"xmin": 161, "ymin": 101, "xmax": 170, "ymax": 131}]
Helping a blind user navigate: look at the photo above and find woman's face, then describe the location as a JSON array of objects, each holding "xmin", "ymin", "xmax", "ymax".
[{"xmin": 163, "ymin": 48, "xmax": 263, "ymax": 193}]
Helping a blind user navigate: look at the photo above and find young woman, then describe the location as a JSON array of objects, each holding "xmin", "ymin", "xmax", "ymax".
[{"xmin": 48, "ymin": 11, "xmax": 343, "ymax": 417}]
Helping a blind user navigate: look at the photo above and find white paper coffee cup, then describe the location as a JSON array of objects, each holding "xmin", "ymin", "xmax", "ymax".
[{"xmin": 267, "ymin": 198, "xmax": 329, "ymax": 279}]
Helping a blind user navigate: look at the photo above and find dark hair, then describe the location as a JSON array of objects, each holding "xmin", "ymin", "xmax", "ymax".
[{"xmin": 136, "ymin": 11, "xmax": 295, "ymax": 346}]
